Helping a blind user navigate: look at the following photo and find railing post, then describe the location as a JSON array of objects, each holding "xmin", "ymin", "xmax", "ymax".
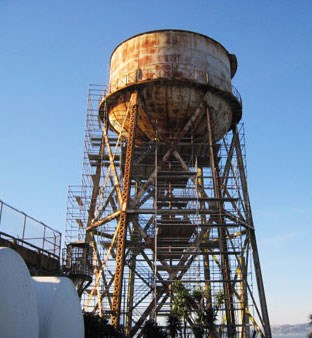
[
  {"xmin": 53, "ymin": 233, "xmax": 57, "ymax": 256},
  {"xmin": 59, "ymin": 233, "xmax": 62, "ymax": 258},
  {"xmin": 0, "ymin": 200, "xmax": 3, "ymax": 227},
  {"xmin": 22, "ymin": 213, "xmax": 27, "ymax": 243},
  {"xmin": 42, "ymin": 224, "xmax": 46, "ymax": 252}
]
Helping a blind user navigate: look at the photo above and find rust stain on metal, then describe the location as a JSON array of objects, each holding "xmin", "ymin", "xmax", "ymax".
[{"xmin": 102, "ymin": 30, "xmax": 241, "ymax": 143}]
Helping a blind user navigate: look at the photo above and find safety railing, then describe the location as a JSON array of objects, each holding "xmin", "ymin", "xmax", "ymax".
[
  {"xmin": 108, "ymin": 64, "xmax": 242, "ymax": 106},
  {"xmin": 0, "ymin": 199, "xmax": 61, "ymax": 259}
]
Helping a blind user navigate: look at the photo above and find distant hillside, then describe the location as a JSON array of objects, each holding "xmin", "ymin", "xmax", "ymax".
[{"xmin": 271, "ymin": 323, "xmax": 310, "ymax": 336}]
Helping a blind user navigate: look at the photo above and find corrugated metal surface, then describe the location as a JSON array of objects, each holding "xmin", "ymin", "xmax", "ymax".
[{"xmin": 104, "ymin": 30, "xmax": 240, "ymax": 142}]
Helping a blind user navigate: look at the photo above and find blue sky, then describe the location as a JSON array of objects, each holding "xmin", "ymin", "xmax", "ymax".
[{"xmin": 1, "ymin": 0, "xmax": 312, "ymax": 325}]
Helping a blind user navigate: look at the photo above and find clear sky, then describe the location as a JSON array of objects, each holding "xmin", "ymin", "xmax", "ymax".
[{"xmin": 1, "ymin": 0, "xmax": 312, "ymax": 326}]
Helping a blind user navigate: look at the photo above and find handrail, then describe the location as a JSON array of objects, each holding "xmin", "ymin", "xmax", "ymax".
[
  {"xmin": 108, "ymin": 64, "xmax": 242, "ymax": 107},
  {"xmin": 230, "ymin": 83, "xmax": 242, "ymax": 105},
  {"xmin": 0, "ymin": 199, "xmax": 62, "ymax": 258},
  {"xmin": 0, "ymin": 231, "xmax": 59, "ymax": 261}
]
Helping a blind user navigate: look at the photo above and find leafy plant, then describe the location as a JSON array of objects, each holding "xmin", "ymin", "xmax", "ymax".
[
  {"xmin": 167, "ymin": 313, "xmax": 181, "ymax": 338},
  {"xmin": 142, "ymin": 318, "xmax": 167, "ymax": 338},
  {"xmin": 308, "ymin": 314, "xmax": 312, "ymax": 338},
  {"xmin": 169, "ymin": 281, "xmax": 223, "ymax": 338},
  {"xmin": 83, "ymin": 311, "xmax": 123, "ymax": 338}
]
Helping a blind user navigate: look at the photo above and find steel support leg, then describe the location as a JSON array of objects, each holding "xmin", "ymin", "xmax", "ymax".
[
  {"xmin": 111, "ymin": 92, "xmax": 139, "ymax": 328},
  {"xmin": 206, "ymin": 107, "xmax": 236, "ymax": 338}
]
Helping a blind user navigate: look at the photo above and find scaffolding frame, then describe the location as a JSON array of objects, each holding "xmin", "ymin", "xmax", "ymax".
[{"xmin": 65, "ymin": 85, "xmax": 271, "ymax": 338}]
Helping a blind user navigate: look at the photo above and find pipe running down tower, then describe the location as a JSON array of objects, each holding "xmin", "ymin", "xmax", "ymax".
[{"xmin": 66, "ymin": 30, "xmax": 271, "ymax": 338}]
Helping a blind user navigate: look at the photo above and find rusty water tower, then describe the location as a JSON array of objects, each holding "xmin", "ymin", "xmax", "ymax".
[{"xmin": 65, "ymin": 30, "xmax": 271, "ymax": 338}]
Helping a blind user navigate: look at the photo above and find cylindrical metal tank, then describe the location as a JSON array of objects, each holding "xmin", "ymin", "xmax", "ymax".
[
  {"xmin": 101, "ymin": 29, "xmax": 242, "ymax": 142},
  {"xmin": 0, "ymin": 247, "xmax": 39, "ymax": 338},
  {"xmin": 32, "ymin": 277, "xmax": 84, "ymax": 338}
]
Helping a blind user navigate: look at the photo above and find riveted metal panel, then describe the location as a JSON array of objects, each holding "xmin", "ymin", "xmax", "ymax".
[{"xmin": 103, "ymin": 30, "xmax": 241, "ymax": 142}]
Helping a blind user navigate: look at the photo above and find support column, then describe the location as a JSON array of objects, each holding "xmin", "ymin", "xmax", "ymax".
[
  {"xmin": 233, "ymin": 127, "xmax": 272, "ymax": 338},
  {"xmin": 111, "ymin": 92, "xmax": 139, "ymax": 328},
  {"xmin": 206, "ymin": 107, "xmax": 236, "ymax": 338},
  {"xmin": 197, "ymin": 167, "xmax": 212, "ymax": 306}
]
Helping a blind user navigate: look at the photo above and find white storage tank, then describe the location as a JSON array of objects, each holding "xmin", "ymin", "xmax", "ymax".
[
  {"xmin": 32, "ymin": 276, "xmax": 84, "ymax": 338},
  {"xmin": 0, "ymin": 247, "xmax": 39, "ymax": 338}
]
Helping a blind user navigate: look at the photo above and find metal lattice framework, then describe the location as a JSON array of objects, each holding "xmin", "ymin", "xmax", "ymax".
[{"xmin": 65, "ymin": 85, "xmax": 271, "ymax": 338}]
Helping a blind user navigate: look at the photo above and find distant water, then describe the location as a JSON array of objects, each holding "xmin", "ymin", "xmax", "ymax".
[{"xmin": 273, "ymin": 335, "xmax": 307, "ymax": 338}]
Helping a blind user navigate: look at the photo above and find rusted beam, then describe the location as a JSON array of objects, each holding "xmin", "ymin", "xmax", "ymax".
[
  {"xmin": 111, "ymin": 92, "xmax": 139, "ymax": 328},
  {"xmin": 206, "ymin": 106, "xmax": 236, "ymax": 338},
  {"xmin": 233, "ymin": 127, "xmax": 272, "ymax": 338},
  {"xmin": 87, "ymin": 211, "xmax": 121, "ymax": 230}
]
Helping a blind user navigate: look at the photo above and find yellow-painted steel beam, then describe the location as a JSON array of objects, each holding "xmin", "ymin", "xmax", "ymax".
[{"xmin": 111, "ymin": 92, "xmax": 139, "ymax": 328}]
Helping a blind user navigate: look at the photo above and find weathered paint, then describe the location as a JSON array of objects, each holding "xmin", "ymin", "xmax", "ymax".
[{"xmin": 103, "ymin": 30, "xmax": 241, "ymax": 142}]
